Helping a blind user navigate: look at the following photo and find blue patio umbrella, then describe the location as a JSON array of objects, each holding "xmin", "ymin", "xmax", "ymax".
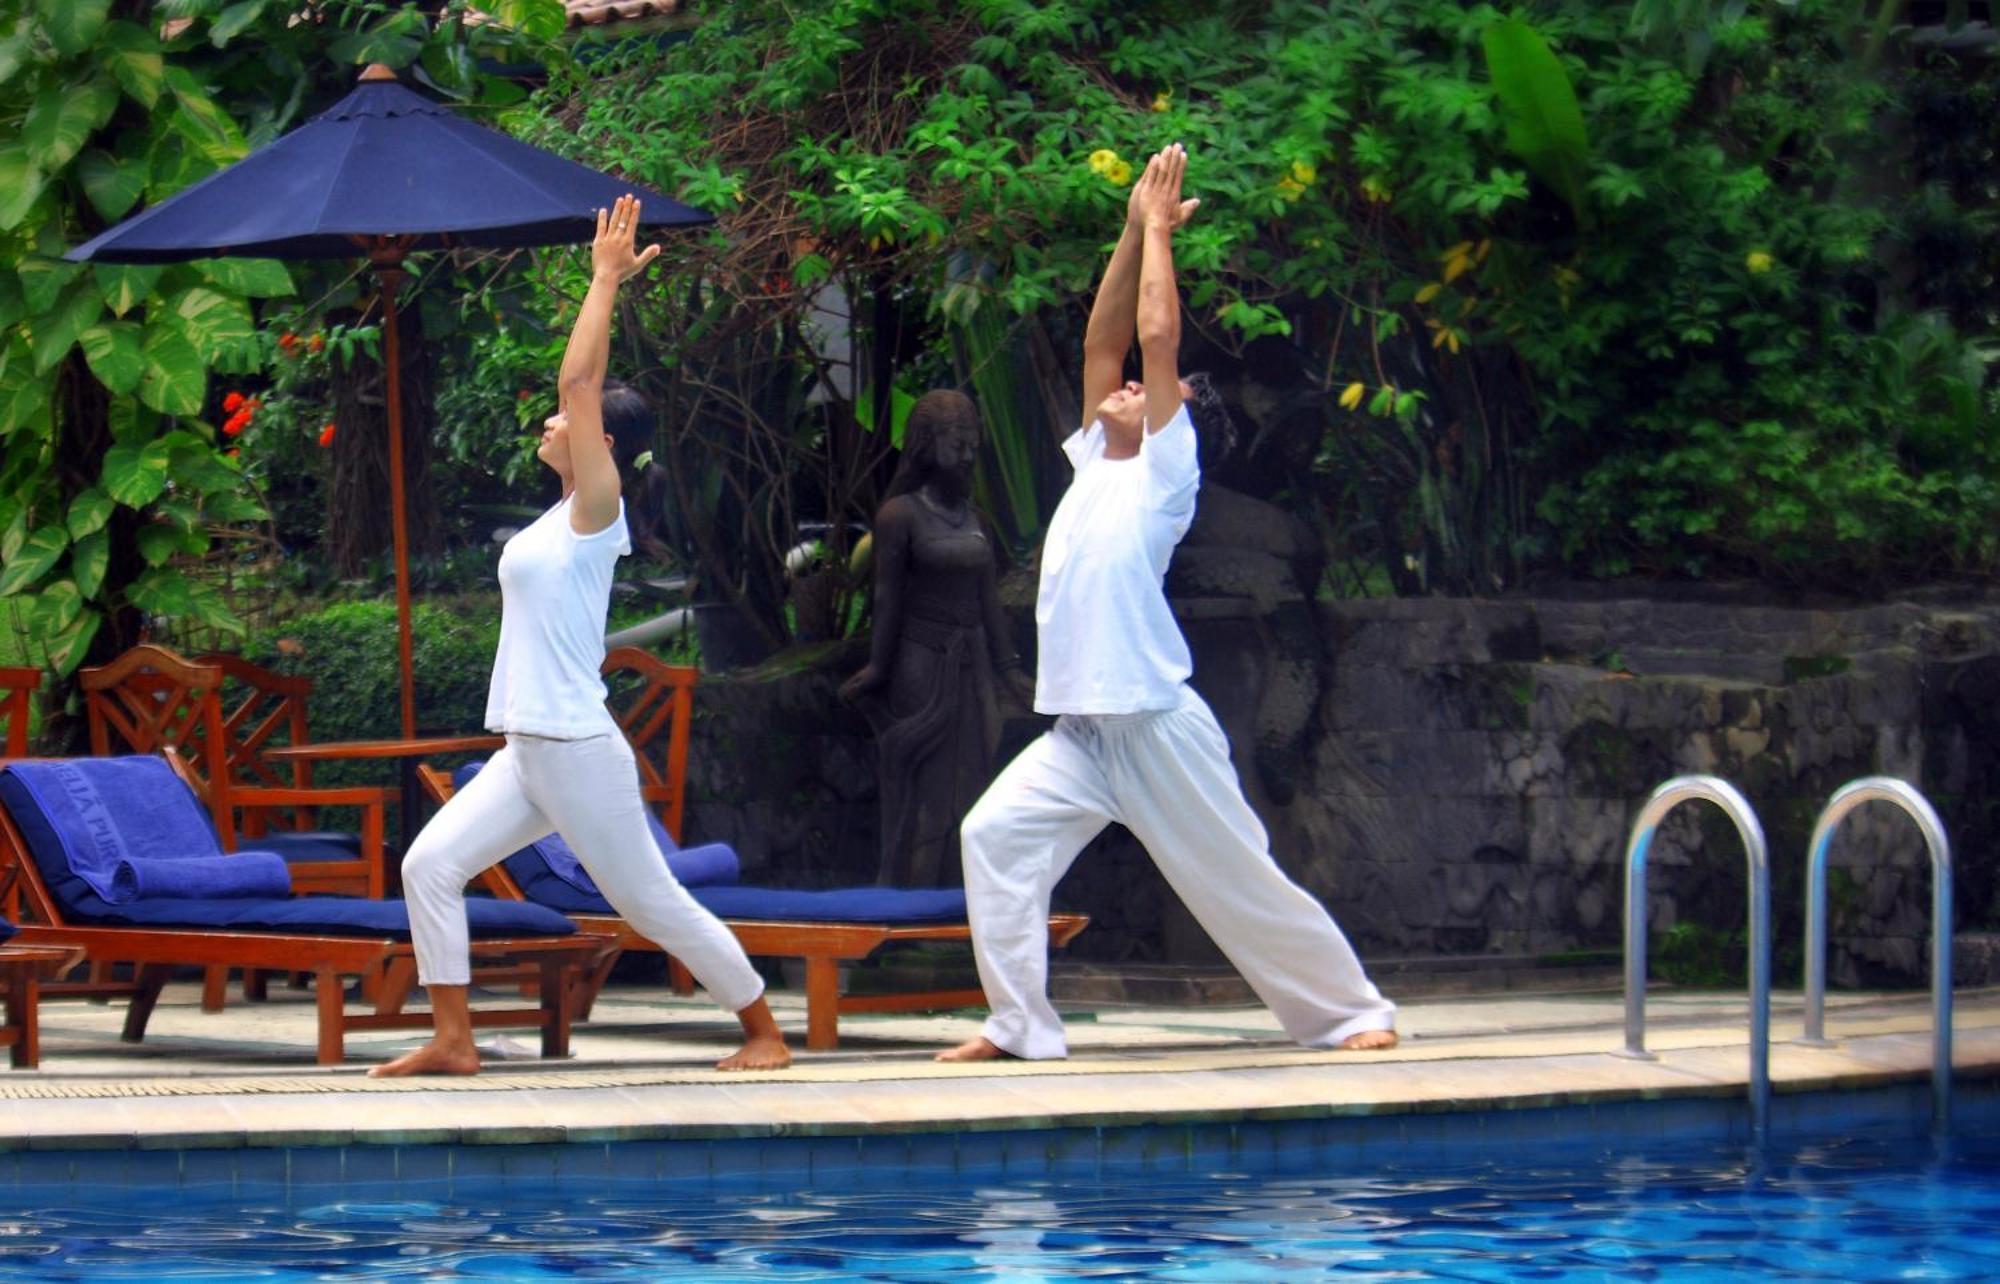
[{"xmin": 68, "ymin": 66, "xmax": 712, "ymax": 739}]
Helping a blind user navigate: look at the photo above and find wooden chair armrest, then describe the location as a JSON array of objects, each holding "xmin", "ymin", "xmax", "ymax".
[
  {"xmin": 230, "ymin": 785, "xmax": 393, "ymax": 808},
  {"xmin": 414, "ymin": 762, "xmax": 455, "ymax": 806}
]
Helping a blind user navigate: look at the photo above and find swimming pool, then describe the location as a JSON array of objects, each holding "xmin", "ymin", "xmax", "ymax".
[{"xmin": 1, "ymin": 1129, "xmax": 1994, "ymax": 1280}]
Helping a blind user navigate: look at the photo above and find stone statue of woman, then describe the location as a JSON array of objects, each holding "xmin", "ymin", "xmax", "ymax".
[{"xmin": 840, "ymin": 390, "xmax": 1033, "ymax": 887}]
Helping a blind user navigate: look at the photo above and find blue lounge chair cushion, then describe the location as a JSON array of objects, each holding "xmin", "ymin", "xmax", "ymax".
[
  {"xmin": 52, "ymin": 888, "xmax": 573, "ymax": 938},
  {"xmin": 109, "ymin": 852, "xmax": 291, "ymax": 903},
  {"xmin": 451, "ymin": 761, "xmax": 740, "ymax": 901},
  {"xmin": 693, "ymin": 885, "xmax": 968, "ymax": 924},
  {"xmin": 0, "ymin": 919, "xmax": 14, "ymax": 943},
  {"xmin": 0, "ymin": 757, "xmax": 224, "ymax": 908},
  {"xmin": 258, "ymin": 832, "xmax": 366, "ymax": 865}
]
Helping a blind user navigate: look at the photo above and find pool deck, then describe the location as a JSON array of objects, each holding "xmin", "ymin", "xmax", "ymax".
[{"xmin": 1, "ymin": 976, "xmax": 1991, "ymax": 1154}]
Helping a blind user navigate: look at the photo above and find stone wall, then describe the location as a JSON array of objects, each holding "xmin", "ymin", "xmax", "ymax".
[{"xmin": 680, "ymin": 499, "xmax": 2000, "ymax": 987}]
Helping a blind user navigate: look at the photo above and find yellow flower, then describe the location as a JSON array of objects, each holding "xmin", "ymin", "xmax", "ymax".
[
  {"xmin": 1746, "ymin": 250, "xmax": 1774, "ymax": 274},
  {"xmin": 1361, "ymin": 174, "xmax": 1391, "ymax": 203},
  {"xmin": 1290, "ymin": 160, "xmax": 1316, "ymax": 185},
  {"xmin": 1277, "ymin": 176, "xmax": 1305, "ymax": 201},
  {"xmin": 1104, "ymin": 158, "xmax": 1133, "ymax": 186},
  {"xmin": 1151, "ymin": 91, "xmax": 1171, "ymax": 113},
  {"xmin": 1414, "ymin": 282, "xmax": 1444, "ymax": 305},
  {"xmin": 1339, "ymin": 381, "xmax": 1366, "ymax": 410},
  {"xmin": 1088, "ymin": 148, "xmax": 1119, "ymax": 175}
]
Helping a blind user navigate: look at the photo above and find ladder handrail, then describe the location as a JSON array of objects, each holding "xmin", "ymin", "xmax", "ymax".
[
  {"xmin": 1620, "ymin": 774, "xmax": 1772, "ymax": 1142},
  {"xmin": 1800, "ymin": 776, "xmax": 1953, "ymax": 1131}
]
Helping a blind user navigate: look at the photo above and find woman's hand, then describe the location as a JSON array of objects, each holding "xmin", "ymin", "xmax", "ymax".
[{"xmin": 592, "ymin": 193, "xmax": 663, "ymax": 284}]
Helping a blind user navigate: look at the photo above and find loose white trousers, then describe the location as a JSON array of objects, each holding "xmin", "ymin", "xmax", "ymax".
[
  {"xmin": 401, "ymin": 733, "xmax": 766, "ymax": 1015},
  {"xmin": 961, "ymin": 685, "xmax": 1395, "ymax": 1059}
]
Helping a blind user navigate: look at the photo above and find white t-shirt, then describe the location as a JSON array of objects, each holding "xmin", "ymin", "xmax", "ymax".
[
  {"xmin": 485, "ymin": 495, "xmax": 630, "ymax": 739},
  {"xmin": 1034, "ymin": 403, "xmax": 1199, "ymax": 714}
]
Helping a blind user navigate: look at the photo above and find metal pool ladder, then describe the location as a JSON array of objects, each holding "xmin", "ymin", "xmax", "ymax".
[
  {"xmin": 1616, "ymin": 775, "xmax": 1772, "ymax": 1143},
  {"xmin": 1798, "ymin": 777, "xmax": 1954, "ymax": 1131}
]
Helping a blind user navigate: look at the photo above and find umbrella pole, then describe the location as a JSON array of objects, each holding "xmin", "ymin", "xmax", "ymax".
[{"xmin": 374, "ymin": 254, "xmax": 417, "ymax": 741}]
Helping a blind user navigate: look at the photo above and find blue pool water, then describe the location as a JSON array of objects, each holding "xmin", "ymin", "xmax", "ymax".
[{"xmin": 0, "ymin": 1132, "xmax": 1995, "ymax": 1280}]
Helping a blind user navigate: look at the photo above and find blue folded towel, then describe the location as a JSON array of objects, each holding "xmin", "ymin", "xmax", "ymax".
[
  {"xmin": 0, "ymin": 758, "xmax": 225, "ymax": 905},
  {"xmin": 107, "ymin": 851, "xmax": 292, "ymax": 904}
]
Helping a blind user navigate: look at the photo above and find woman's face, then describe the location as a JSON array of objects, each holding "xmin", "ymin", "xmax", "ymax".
[
  {"xmin": 537, "ymin": 404, "xmax": 571, "ymax": 475},
  {"xmin": 928, "ymin": 418, "xmax": 980, "ymax": 490}
]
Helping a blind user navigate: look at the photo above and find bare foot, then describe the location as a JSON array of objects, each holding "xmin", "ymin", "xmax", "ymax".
[
  {"xmin": 1339, "ymin": 1029, "xmax": 1399, "ymax": 1051},
  {"xmin": 367, "ymin": 1041, "xmax": 481, "ymax": 1077},
  {"xmin": 716, "ymin": 1033, "xmax": 791, "ymax": 1071},
  {"xmin": 935, "ymin": 1036, "xmax": 1012, "ymax": 1063}
]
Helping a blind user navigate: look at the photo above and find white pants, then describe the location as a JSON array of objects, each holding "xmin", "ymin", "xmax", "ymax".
[
  {"xmin": 961, "ymin": 685, "xmax": 1395, "ymax": 1058},
  {"xmin": 401, "ymin": 733, "xmax": 766, "ymax": 1014}
]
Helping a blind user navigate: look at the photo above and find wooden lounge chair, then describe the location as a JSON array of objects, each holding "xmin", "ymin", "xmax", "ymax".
[
  {"xmin": 418, "ymin": 648, "xmax": 1087, "ymax": 1050},
  {"xmin": 82, "ymin": 645, "xmax": 386, "ymax": 898},
  {"xmin": 0, "ymin": 913, "xmax": 75, "ymax": 1069},
  {"xmin": 0, "ymin": 755, "xmax": 603, "ymax": 1066},
  {"xmin": 0, "ymin": 667, "xmax": 38, "ymax": 759}
]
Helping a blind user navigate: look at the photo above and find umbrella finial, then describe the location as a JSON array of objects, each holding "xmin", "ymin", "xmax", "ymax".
[{"xmin": 359, "ymin": 63, "xmax": 398, "ymax": 82}]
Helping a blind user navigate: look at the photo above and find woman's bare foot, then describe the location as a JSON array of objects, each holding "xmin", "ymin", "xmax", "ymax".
[
  {"xmin": 717, "ymin": 1033, "xmax": 791, "ymax": 1071},
  {"xmin": 1339, "ymin": 1029, "xmax": 1399, "ymax": 1051},
  {"xmin": 368, "ymin": 1041, "xmax": 481, "ymax": 1077},
  {"xmin": 935, "ymin": 1036, "xmax": 1012, "ymax": 1063}
]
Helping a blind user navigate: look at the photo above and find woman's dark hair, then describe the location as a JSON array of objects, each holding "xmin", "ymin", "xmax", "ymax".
[
  {"xmin": 1182, "ymin": 371, "xmax": 1236, "ymax": 460},
  {"xmin": 883, "ymin": 388, "xmax": 982, "ymax": 500},
  {"xmin": 601, "ymin": 378, "xmax": 655, "ymax": 468}
]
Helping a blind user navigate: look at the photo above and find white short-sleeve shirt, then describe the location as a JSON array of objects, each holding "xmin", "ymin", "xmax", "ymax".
[
  {"xmin": 1033, "ymin": 402, "xmax": 1199, "ymax": 715},
  {"xmin": 485, "ymin": 495, "xmax": 630, "ymax": 739}
]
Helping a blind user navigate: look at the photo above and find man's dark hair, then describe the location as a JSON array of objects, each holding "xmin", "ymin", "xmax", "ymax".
[
  {"xmin": 601, "ymin": 378, "xmax": 655, "ymax": 468},
  {"xmin": 1182, "ymin": 371, "xmax": 1236, "ymax": 460}
]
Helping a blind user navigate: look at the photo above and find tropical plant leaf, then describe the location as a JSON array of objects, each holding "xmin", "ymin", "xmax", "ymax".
[
  {"xmin": 102, "ymin": 439, "xmax": 171, "ymax": 507},
  {"xmin": 34, "ymin": 579, "xmax": 82, "ymax": 635},
  {"xmin": 163, "ymin": 65, "xmax": 249, "ymax": 165},
  {"xmin": 196, "ymin": 257, "xmax": 293, "ymax": 298},
  {"xmin": 44, "ymin": 607, "xmax": 101, "ymax": 677},
  {"xmin": 16, "ymin": 256, "xmax": 79, "ymax": 314},
  {"xmin": 31, "ymin": 281, "xmax": 105, "ymax": 375},
  {"xmin": 70, "ymin": 529, "xmax": 108, "ymax": 598},
  {"xmin": 1482, "ymin": 17, "xmax": 1590, "ymax": 223},
  {"xmin": 66, "ymin": 487, "xmax": 113, "ymax": 539},
  {"xmin": 94, "ymin": 263, "xmax": 163, "ymax": 317},
  {"xmin": 165, "ymin": 286, "xmax": 254, "ymax": 361},
  {"xmin": 0, "ymin": 524, "xmax": 69, "ymax": 596},
  {"xmin": 79, "ymin": 322, "xmax": 145, "ymax": 393},
  {"xmin": 77, "ymin": 149, "xmax": 148, "ymax": 221},
  {"xmin": 35, "ymin": 0, "xmax": 111, "ymax": 57},
  {"xmin": 210, "ymin": 0, "xmax": 269, "ymax": 46},
  {"xmin": 0, "ymin": 144, "xmax": 47, "ymax": 232},
  {"xmin": 137, "ymin": 325, "xmax": 206, "ymax": 416},
  {"xmin": 0, "ymin": 344, "xmax": 52, "ymax": 436},
  {"xmin": 22, "ymin": 77, "xmax": 118, "ymax": 172},
  {"xmin": 97, "ymin": 21, "xmax": 165, "ymax": 109},
  {"xmin": 488, "ymin": 0, "xmax": 567, "ymax": 41},
  {"xmin": 127, "ymin": 566, "xmax": 194, "ymax": 617},
  {"xmin": 136, "ymin": 523, "xmax": 181, "ymax": 567}
]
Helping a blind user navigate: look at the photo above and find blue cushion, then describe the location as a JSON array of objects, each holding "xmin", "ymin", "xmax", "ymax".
[
  {"xmin": 0, "ymin": 758, "xmax": 223, "ymax": 910},
  {"xmin": 55, "ymin": 889, "xmax": 573, "ymax": 939},
  {"xmin": 109, "ymin": 852, "xmax": 291, "ymax": 903},
  {"xmin": 259, "ymin": 832, "xmax": 366, "ymax": 866},
  {"xmin": 0, "ymin": 919, "xmax": 15, "ymax": 944},
  {"xmin": 694, "ymin": 885, "xmax": 968, "ymax": 924}
]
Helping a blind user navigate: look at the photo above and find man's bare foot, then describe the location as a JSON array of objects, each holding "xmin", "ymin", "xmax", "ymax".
[
  {"xmin": 367, "ymin": 1041, "xmax": 481, "ymax": 1077},
  {"xmin": 935, "ymin": 1036, "xmax": 1012, "ymax": 1063},
  {"xmin": 717, "ymin": 1033, "xmax": 791, "ymax": 1071},
  {"xmin": 1339, "ymin": 1029, "xmax": 1399, "ymax": 1051}
]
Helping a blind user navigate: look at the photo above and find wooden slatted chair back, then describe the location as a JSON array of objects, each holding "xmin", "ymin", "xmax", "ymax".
[
  {"xmin": 601, "ymin": 646, "xmax": 697, "ymax": 842},
  {"xmin": 195, "ymin": 652, "xmax": 317, "ymax": 831},
  {"xmin": 0, "ymin": 667, "xmax": 40, "ymax": 758},
  {"xmin": 80, "ymin": 645, "xmax": 234, "ymax": 846}
]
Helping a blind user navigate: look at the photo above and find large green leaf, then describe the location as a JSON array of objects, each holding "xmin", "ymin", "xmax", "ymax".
[
  {"xmin": 66, "ymin": 488, "xmax": 113, "ymax": 539},
  {"xmin": 197, "ymin": 258, "xmax": 293, "ymax": 298},
  {"xmin": 98, "ymin": 21, "xmax": 165, "ymax": 110},
  {"xmin": 102, "ymin": 439, "xmax": 171, "ymax": 507},
  {"xmin": 1482, "ymin": 17, "xmax": 1590, "ymax": 223},
  {"xmin": 164, "ymin": 65, "xmax": 248, "ymax": 165},
  {"xmin": 126, "ymin": 566, "xmax": 193, "ymax": 617},
  {"xmin": 36, "ymin": 0, "xmax": 110, "ymax": 57},
  {"xmin": 0, "ymin": 274, "xmax": 23, "ymax": 332},
  {"xmin": 165, "ymin": 286, "xmax": 254, "ymax": 362},
  {"xmin": 77, "ymin": 149, "xmax": 148, "ymax": 221},
  {"xmin": 0, "ymin": 144, "xmax": 46, "ymax": 232},
  {"xmin": 70, "ymin": 529, "xmax": 108, "ymax": 598},
  {"xmin": 45, "ymin": 607, "xmax": 100, "ymax": 677},
  {"xmin": 22, "ymin": 77, "xmax": 118, "ymax": 172},
  {"xmin": 79, "ymin": 322, "xmax": 145, "ymax": 393},
  {"xmin": 17, "ymin": 256, "xmax": 79, "ymax": 313},
  {"xmin": 30, "ymin": 281, "xmax": 104, "ymax": 376},
  {"xmin": 34, "ymin": 579, "xmax": 82, "ymax": 635},
  {"xmin": 95, "ymin": 263, "xmax": 162, "ymax": 317},
  {"xmin": 210, "ymin": 0, "xmax": 269, "ymax": 46},
  {"xmin": 137, "ymin": 325, "xmax": 205, "ymax": 416},
  {"xmin": 0, "ymin": 524, "xmax": 68, "ymax": 597},
  {"xmin": 489, "ymin": 0, "xmax": 567, "ymax": 41},
  {"xmin": 0, "ymin": 342, "xmax": 52, "ymax": 436},
  {"xmin": 136, "ymin": 523, "xmax": 181, "ymax": 567}
]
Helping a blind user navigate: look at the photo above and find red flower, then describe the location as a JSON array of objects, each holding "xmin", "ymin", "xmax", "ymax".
[
  {"xmin": 317, "ymin": 422, "xmax": 336, "ymax": 448},
  {"xmin": 518, "ymin": 389, "xmax": 534, "ymax": 401},
  {"xmin": 306, "ymin": 334, "xmax": 325, "ymax": 354},
  {"xmin": 244, "ymin": 398, "xmax": 262, "ymax": 413},
  {"xmin": 222, "ymin": 409, "xmax": 252, "ymax": 436},
  {"xmin": 222, "ymin": 391, "xmax": 246, "ymax": 412},
  {"xmin": 278, "ymin": 332, "xmax": 298, "ymax": 348},
  {"xmin": 225, "ymin": 448, "xmax": 240, "ymax": 458}
]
